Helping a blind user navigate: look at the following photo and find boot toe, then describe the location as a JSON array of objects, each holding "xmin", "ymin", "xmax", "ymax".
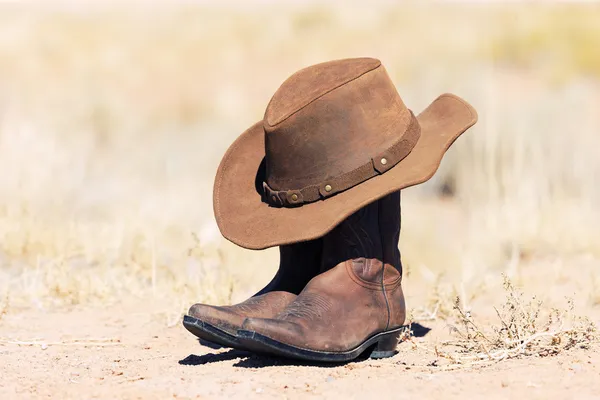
[
  {"xmin": 187, "ymin": 303, "xmax": 210, "ymax": 318},
  {"xmin": 241, "ymin": 317, "xmax": 305, "ymax": 346},
  {"xmin": 187, "ymin": 304, "xmax": 244, "ymax": 335}
]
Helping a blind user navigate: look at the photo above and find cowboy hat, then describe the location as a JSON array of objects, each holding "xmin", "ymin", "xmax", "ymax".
[{"xmin": 213, "ymin": 57, "xmax": 477, "ymax": 250}]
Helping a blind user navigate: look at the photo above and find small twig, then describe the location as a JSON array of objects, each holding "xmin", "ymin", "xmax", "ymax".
[
  {"xmin": 0, "ymin": 292, "xmax": 9, "ymax": 321},
  {"xmin": 413, "ymin": 303, "xmax": 440, "ymax": 322},
  {"xmin": 116, "ymin": 376, "xmax": 145, "ymax": 384}
]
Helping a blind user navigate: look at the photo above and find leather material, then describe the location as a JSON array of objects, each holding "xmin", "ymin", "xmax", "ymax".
[
  {"xmin": 262, "ymin": 112, "xmax": 421, "ymax": 207},
  {"xmin": 263, "ymin": 60, "xmax": 411, "ymax": 193},
  {"xmin": 212, "ymin": 57, "xmax": 478, "ymax": 250},
  {"xmin": 241, "ymin": 191, "xmax": 405, "ymax": 352},
  {"xmin": 187, "ymin": 239, "xmax": 323, "ymax": 336}
]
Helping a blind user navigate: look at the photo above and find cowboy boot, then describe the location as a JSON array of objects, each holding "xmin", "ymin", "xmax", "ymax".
[
  {"xmin": 183, "ymin": 238, "xmax": 323, "ymax": 349},
  {"xmin": 238, "ymin": 191, "xmax": 405, "ymax": 362}
]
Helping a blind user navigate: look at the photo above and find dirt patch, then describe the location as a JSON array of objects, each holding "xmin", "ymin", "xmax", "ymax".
[{"xmin": 2, "ymin": 259, "xmax": 599, "ymax": 400}]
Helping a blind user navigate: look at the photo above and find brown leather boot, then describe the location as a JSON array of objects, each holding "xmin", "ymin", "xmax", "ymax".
[
  {"xmin": 238, "ymin": 191, "xmax": 405, "ymax": 362},
  {"xmin": 183, "ymin": 238, "xmax": 322, "ymax": 349}
]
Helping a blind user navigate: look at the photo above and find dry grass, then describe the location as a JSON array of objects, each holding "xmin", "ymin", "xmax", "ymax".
[
  {"xmin": 489, "ymin": 6, "xmax": 600, "ymax": 80},
  {"xmin": 0, "ymin": 292, "xmax": 9, "ymax": 322},
  {"xmin": 407, "ymin": 275, "xmax": 599, "ymax": 369},
  {"xmin": 591, "ymin": 274, "xmax": 600, "ymax": 308},
  {"xmin": 0, "ymin": 1, "xmax": 598, "ymax": 318}
]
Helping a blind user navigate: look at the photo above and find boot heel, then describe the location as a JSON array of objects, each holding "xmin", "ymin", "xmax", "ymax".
[{"xmin": 370, "ymin": 331, "xmax": 400, "ymax": 359}]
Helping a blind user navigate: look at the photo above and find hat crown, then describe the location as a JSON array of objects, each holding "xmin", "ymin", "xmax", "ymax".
[
  {"xmin": 265, "ymin": 57, "xmax": 382, "ymax": 127},
  {"xmin": 263, "ymin": 58, "xmax": 413, "ymax": 192}
]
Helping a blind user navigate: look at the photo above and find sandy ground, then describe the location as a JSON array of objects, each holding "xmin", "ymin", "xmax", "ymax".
[
  {"xmin": 0, "ymin": 4, "xmax": 599, "ymax": 399},
  {"xmin": 2, "ymin": 266, "xmax": 600, "ymax": 400}
]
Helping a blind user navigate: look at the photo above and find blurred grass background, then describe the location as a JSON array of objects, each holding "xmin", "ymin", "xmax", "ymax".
[{"xmin": 0, "ymin": 1, "xmax": 599, "ymax": 310}]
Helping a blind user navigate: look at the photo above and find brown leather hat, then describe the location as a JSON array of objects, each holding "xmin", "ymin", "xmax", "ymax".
[{"xmin": 213, "ymin": 57, "xmax": 477, "ymax": 250}]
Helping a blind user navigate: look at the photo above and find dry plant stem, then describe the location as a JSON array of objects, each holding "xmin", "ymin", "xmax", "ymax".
[
  {"xmin": 406, "ymin": 275, "xmax": 599, "ymax": 369},
  {"xmin": 0, "ymin": 293, "xmax": 8, "ymax": 321}
]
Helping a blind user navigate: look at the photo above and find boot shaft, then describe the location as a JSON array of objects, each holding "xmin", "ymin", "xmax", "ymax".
[
  {"xmin": 321, "ymin": 191, "xmax": 402, "ymax": 276},
  {"xmin": 255, "ymin": 238, "xmax": 323, "ymax": 296},
  {"xmin": 257, "ymin": 191, "xmax": 401, "ymax": 295},
  {"xmin": 377, "ymin": 191, "xmax": 402, "ymax": 275},
  {"xmin": 320, "ymin": 197, "xmax": 382, "ymax": 273}
]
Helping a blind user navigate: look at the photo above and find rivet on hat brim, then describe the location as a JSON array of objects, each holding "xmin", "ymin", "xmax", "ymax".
[
  {"xmin": 325, "ymin": 184, "xmax": 332, "ymax": 192},
  {"xmin": 381, "ymin": 158, "xmax": 388, "ymax": 165}
]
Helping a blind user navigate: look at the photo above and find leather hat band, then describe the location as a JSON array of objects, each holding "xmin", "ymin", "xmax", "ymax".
[{"xmin": 263, "ymin": 111, "xmax": 421, "ymax": 208}]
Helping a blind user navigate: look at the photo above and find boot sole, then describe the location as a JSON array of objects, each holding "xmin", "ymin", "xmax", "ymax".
[
  {"xmin": 236, "ymin": 327, "xmax": 402, "ymax": 362},
  {"xmin": 183, "ymin": 315, "xmax": 248, "ymax": 351}
]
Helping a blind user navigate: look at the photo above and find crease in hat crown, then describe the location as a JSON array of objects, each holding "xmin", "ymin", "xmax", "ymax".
[
  {"xmin": 264, "ymin": 57, "xmax": 382, "ymax": 127},
  {"xmin": 261, "ymin": 57, "xmax": 418, "ymax": 205}
]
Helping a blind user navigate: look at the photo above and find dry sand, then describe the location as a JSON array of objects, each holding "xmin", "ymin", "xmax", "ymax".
[{"xmin": 2, "ymin": 255, "xmax": 599, "ymax": 400}]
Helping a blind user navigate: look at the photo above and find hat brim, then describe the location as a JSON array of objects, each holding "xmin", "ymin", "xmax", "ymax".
[{"xmin": 213, "ymin": 93, "xmax": 478, "ymax": 250}]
